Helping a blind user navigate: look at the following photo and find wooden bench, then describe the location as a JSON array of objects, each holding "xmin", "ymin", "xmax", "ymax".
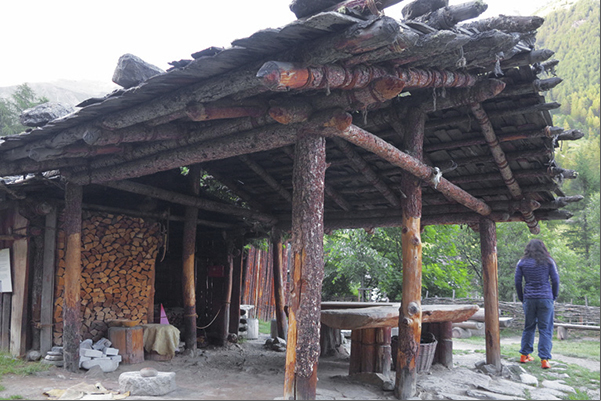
[
  {"xmin": 555, "ymin": 322, "xmax": 601, "ymax": 340},
  {"xmin": 320, "ymin": 303, "xmax": 479, "ymax": 377}
]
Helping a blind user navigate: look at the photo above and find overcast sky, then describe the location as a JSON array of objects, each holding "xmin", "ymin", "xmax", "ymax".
[{"xmin": 0, "ymin": 0, "xmax": 549, "ymax": 88}]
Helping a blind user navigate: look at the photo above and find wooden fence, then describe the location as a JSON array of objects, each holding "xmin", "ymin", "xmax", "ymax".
[
  {"xmin": 241, "ymin": 244, "xmax": 290, "ymax": 322},
  {"xmin": 423, "ymin": 297, "xmax": 600, "ymax": 328}
]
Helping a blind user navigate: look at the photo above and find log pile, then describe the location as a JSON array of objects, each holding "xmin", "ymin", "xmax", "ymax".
[{"xmin": 53, "ymin": 211, "xmax": 162, "ymax": 345}]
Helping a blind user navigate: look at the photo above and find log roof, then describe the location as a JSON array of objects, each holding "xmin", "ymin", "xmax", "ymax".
[{"xmin": 0, "ymin": 0, "xmax": 583, "ymax": 236}]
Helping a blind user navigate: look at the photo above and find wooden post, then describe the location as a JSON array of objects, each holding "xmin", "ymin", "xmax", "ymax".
[
  {"xmin": 284, "ymin": 131, "xmax": 326, "ymax": 400},
  {"xmin": 349, "ymin": 329, "xmax": 362, "ymax": 375},
  {"xmin": 223, "ymin": 242, "xmax": 235, "ymax": 343},
  {"xmin": 182, "ymin": 166, "xmax": 200, "ymax": 353},
  {"xmin": 40, "ymin": 208, "xmax": 57, "ymax": 355},
  {"xmin": 63, "ymin": 183, "xmax": 82, "ymax": 371},
  {"xmin": 272, "ymin": 230, "xmax": 288, "ymax": 340},
  {"xmin": 479, "ymin": 217, "xmax": 501, "ymax": 370},
  {"xmin": 395, "ymin": 108, "xmax": 425, "ymax": 399},
  {"xmin": 375, "ymin": 327, "xmax": 392, "ymax": 376},
  {"xmin": 9, "ymin": 205, "xmax": 29, "ymax": 357},
  {"xmin": 360, "ymin": 328, "xmax": 377, "ymax": 373},
  {"xmin": 229, "ymin": 239, "xmax": 243, "ymax": 336}
]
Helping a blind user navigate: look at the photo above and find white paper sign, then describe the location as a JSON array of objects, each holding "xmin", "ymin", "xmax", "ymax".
[{"xmin": 0, "ymin": 248, "xmax": 13, "ymax": 293}]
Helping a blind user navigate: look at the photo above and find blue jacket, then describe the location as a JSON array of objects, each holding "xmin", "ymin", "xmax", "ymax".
[{"xmin": 514, "ymin": 257, "xmax": 559, "ymax": 302}]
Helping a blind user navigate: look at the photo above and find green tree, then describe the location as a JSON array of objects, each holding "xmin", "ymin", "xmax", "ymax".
[{"xmin": 0, "ymin": 84, "xmax": 48, "ymax": 136}]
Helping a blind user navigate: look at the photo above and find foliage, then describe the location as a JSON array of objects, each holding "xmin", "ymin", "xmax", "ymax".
[{"xmin": 0, "ymin": 84, "xmax": 48, "ymax": 136}]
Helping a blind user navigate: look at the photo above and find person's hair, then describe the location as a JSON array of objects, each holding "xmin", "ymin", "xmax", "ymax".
[{"xmin": 522, "ymin": 239, "xmax": 552, "ymax": 264}]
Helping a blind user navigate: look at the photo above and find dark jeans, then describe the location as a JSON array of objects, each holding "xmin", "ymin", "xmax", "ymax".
[{"xmin": 520, "ymin": 298, "xmax": 554, "ymax": 360}]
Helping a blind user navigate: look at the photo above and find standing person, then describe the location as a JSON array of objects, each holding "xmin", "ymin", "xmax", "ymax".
[{"xmin": 515, "ymin": 239, "xmax": 560, "ymax": 369}]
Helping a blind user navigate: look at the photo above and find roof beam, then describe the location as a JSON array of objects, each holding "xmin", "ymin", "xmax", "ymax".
[
  {"xmin": 323, "ymin": 122, "xmax": 491, "ymax": 216},
  {"xmin": 332, "ymin": 137, "xmax": 402, "ymax": 207},
  {"xmin": 238, "ymin": 155, "xmax": 292, "ymax": 203},
  {"xmin": 101, "ymin": 180, "xmax": 277, "ymax": 226}
]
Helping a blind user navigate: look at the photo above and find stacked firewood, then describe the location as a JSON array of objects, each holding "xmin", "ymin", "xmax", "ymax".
[{"xmin": 53, "ymin": 211, "xmax": 162, "ymax": 345}]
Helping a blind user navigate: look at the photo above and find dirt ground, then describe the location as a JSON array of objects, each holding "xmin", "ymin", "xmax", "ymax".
[{"xmin": 0, "ymin": 333, "xmax": 598, "ymax": 400}]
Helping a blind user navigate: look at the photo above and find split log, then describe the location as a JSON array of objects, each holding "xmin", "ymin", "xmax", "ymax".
[
  {"xmin": 0, "ymin": 157, "xmax": 87, "ymax": 178},
  {"xmin": 402, "ymin": 0, "xmax": 447, "ymax": 19},
  {"xmin": 321, "ymin": 304, "xmax": 480, "ymax": 330},
  {"xmin": 53, "ymin": 211, "xmax": 162, "ymax": 344},
  {"xmin": 299, "ymin": 16, "xmax": 401, "ymax": 66},
  {"xmin": 414, "ymin": 1, "xmax": 488, "ymax": 30},
  {"xmin": 459, "ymin": 15, "xmax": 544, "ymax": 33},
  {"xmin": 28, "ymin": 144, "xmax": 123, "ymax": 162},
  {"xmin": 500, "ymin": 49, "xmax": 555, "ymax": 70},
  {"xmin": 290, "ymin": 0, "xmax": 404, "ymax": 18},
  {"xmin": 500, "ymin": 77, "xmax": 563, "ymax": 97}
]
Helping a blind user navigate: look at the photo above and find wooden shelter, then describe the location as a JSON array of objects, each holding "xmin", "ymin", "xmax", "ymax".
[{"xmin": 0, "ymin": 0, "xmax": 583, "ymax": 398}]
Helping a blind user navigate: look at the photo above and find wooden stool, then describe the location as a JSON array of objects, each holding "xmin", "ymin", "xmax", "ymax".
[{"xmin": 108, "ymin": 326, "xmax": 144, "ymax": 364}]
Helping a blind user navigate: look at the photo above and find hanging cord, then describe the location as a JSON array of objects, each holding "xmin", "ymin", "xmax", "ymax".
[{"xmin": 196, "ymin": 304, "xmax": 226, "ymax": 330}]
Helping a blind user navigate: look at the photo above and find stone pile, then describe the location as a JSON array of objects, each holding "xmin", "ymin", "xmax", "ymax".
[
  {"xmin": 41, "ymin": 346, "xmax": 64, "ymax": 367},
  {"xmin": 79, "ymin": 338, "xmax": 121, "ymax": 372}
]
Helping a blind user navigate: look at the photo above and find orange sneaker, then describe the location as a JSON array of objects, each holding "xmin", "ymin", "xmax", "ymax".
[
  {"xmin": 541, "ymin": 359, "xmax": 551, "ymax": 369},
  {"xmin": 520, "ymin": 354, "xmax": 535, "ymax": 363}
]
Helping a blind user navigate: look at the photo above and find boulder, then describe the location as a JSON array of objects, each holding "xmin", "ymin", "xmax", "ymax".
[
  {"xmin": 112, "ymin": 54, "xmax": 164, "ymax": 89},
  {"xmin": 119, "ymin": 371, "xmax": 177, "ymax": 396},
  {"xmin": 19, "ymin": 102, "xmax": 74, "ymax": 127}
]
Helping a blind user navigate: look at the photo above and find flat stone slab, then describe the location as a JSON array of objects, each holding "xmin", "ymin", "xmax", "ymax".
[{"xmin": 119, "ymin": 371, "xmax": 177, "ymax": 396}]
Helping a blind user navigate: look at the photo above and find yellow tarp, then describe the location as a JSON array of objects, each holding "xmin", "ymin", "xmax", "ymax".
[{"xmin": 141, "ymin": 323, "xmax": 180, "ymax": 356}]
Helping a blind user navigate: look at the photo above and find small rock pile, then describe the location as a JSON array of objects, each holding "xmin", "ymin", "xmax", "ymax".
[
  {"xmin": 79, "ymin": 338, "xmax": 121, "ymax": 372},
  {"xmin": 264, "ymin": 336, "xmax": 286, "ymax": 352},
  {"xmin": 41, "ymin": 347, "xmax": 64, "ymax": 367}
]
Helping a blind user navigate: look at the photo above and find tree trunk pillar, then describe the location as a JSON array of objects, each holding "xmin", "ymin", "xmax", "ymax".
[
  {"xmin": 182, "ymin": 166, "xmax": 200, "ymax": 352},
  {"xmin": 395, "ymin": 107, "xmax": 425, "ymax": 399},
  {"xmin": 479, "ymin": 217, "xmax": 501, "ymax": 369},
  {"xmin": 284, "ymin": 131, "xmax": 326, "ymax": 400},
  {"xmin": 63, "ymin": 183, "xmax": 82, "ymax": 372},
  {"xmin": 272, "ymin": 230, "xmax": 288, "ymax": 340}
]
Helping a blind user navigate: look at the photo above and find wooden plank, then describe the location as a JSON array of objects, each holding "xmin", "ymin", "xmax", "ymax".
[
  {"xmin": 321, "ymin": 304, "xmax": 480, "ymax": 330},
  {"xmin": 1, "ymin": 293, "xmax": 10, "ymax": 351},
  {"xmin": 10, "ymin": 206, "xmax": 29, "ymax": 357},
  {"xmin": 40, "ymin": 208, "xmax": 57, "ymax": 356}
]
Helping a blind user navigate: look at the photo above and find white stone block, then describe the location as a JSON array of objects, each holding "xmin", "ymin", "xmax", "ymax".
[
  {"xmin": 80, "ymin": 339, "xmax": 93, "ymax": 349},
  {"xmin": 119, "ymin": 371, "xmax": 177, "ymax": 396},
  {"xmin": 81, "ymin": 357, "xmax": 119, "ymax": 372},
  {"xmin": 81, "ymin": 348, "xmax": 103, "ymax": 358},
  {"xmin": 79, "ymin": 355, "xmax": 92, "ymax": 368},
  {"xmin": 93, "ymin": 337, "xmax": 112, "ymax": 350},
  {"xmin": 109, "ymin": 355, "xmax": 122, "ymax": 363},
  {"xmin": 104, "ymin": 347, "xmax": 119, "ymax": 356}
]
